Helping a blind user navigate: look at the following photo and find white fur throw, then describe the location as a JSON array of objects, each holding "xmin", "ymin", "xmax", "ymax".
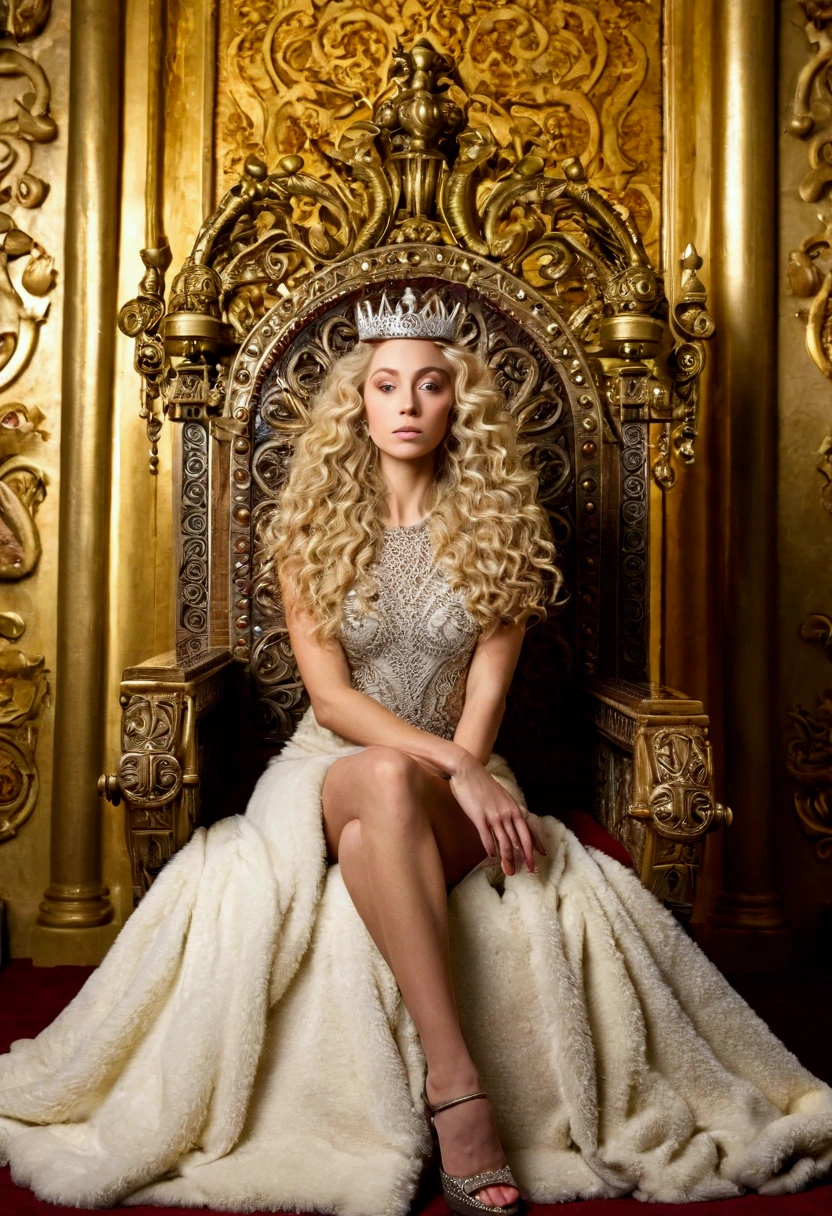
[{"xmin": 1, "ymin": 709, "xmax": 831, "ymax": 1211}]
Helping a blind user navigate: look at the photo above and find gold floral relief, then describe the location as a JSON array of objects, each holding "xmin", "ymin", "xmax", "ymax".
[
  {"xmin": 0, "ymin": 1, "xmax": 56, "ymax": 845},
  {"xmin": 216, "ymin": 0, "xmax": 661, "ymax": 261}
]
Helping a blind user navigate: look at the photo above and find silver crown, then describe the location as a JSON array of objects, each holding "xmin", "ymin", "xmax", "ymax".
[{"xmin": 355, "ymin": 288, "xmax": 463, "ymax": 342}]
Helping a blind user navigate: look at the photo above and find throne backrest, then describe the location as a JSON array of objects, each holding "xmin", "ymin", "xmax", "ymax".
[
  {"xmin": 217, "ymin": 251, "xmax": 646, "ymax": 810},
  {"xmin": 120, "ymin": 38, "xmax": 710, "ymax": 820}
]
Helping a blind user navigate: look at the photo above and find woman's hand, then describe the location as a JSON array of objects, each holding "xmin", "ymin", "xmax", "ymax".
[{"xmin": 449, "ymin": 750, "xmax": 547, "ymax": 875}]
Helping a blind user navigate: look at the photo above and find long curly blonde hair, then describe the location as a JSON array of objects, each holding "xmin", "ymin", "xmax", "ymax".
[{"xmin": 268, "ymin": 338, "xmax": 562, "ymax": 639}]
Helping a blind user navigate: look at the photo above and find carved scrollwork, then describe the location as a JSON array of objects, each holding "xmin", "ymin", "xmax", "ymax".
[
  {"xmin": 631, "ymin": 724, "xmax": 727, "ymax": 843},
  {"xmin": 0, "ymin": 9, "xmax": 56, "ymax": 846},
  {"xmin": 121, "ymin": 693, "xmax": 180, "ymax": 754},
  {"xmin": 118, "ymin": 751, "xmax": 182, "ymax": 807},
  {"xmin": 122, "ymin": 33, "xmax": 706, "ymax": 479},
  {"xmin": 117, "ymin": 245, "xmax": 172, "ymax": 473},
  {"xmin": 784, "ymin": 0, "xmax": 832, "ymax": 510},
  {"xmin": 667, "ymin": 244, "xmax": 715, "ymax": 472},
  {"xmin": 0, "ymin": 2, "xmax": 52, "ymax": 43},
  {"xmin": 119, "ymin": 692, "xmax": 184, "ymax": 805},
  {"xmin": 647, "ymin": 732, "xmax": 716, "ymax": 840},
  {"xmin": 0, "ymin": 7, "xmax": 58, "ymax": 583},
  {"xmin": 0, "ymin": 400, "xmax": 48, "ymax": 579},
  {"xmin": 594, "ymin": 734, "xmax": 642, "ymax": 869},
  {"xmin": 788, "ymin": 4, "xmax": 832, "ymax": 389},
  {"xmin": 0, "ymin": 641, "xmax": 48, "ymax": 840},
  {"xmin": 177, "ymin": 422, "xmax": 210, "ymax": 660},
  {"xmin": 786, "ymin": 612, "xmax": 832, "ymax": 860},
  {"xmin": 219, "ymin": 1, "xmax": 661, "ymax": 257},
  {"xmin": 0, "ymin": 17, "xmax": 58, "ymax": 397},
  {"xmin": 620, "ymin": 422, "xmax": 649, "ymax": 682},
  {"xmin": 111, "ymin": 688, "xmax": 198, "ymax": 901},
  {"xmin": 590, "ymin": 684, "xmax": 728, "ymax": 918},
  {"xmin": 122, "ymin": 802, "xmax": 176, "ymax": 903}
]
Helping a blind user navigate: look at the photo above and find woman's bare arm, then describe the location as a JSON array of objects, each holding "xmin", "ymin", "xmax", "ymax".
[
  {"xmin": 284, "ymin": 592, "xmax": 471, "ymax": 778},
  {"xmin": 452, "ymin": 621, "xmax": 526, "ymax": 765},
  {"xmin": 282, "ymin": 589, "xmax": 543, "ymax": 871}
]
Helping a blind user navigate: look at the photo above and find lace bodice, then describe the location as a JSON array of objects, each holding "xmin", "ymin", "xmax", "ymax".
[{"xmin": 339, "ymin": 518, "xmax": 480, "ymax": 739}]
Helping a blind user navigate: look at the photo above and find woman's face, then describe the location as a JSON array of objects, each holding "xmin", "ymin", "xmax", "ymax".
[{"xmin": 362, "ymin": 339, "xmax": 454, "ymax": 461}]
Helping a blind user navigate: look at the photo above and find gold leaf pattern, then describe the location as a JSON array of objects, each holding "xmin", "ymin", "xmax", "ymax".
[{"xmin": 217, "ymin": 0, "xmax": 661, "ymax": 260}]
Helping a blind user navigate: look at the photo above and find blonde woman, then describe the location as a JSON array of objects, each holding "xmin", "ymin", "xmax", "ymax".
[
  {"xmin": 3, "ymin": 289, "xmax": 832, "ymax": 1215},
  {"xmin": 272, "ymin": 294, "xmax": 560, "ymax": 1215}
]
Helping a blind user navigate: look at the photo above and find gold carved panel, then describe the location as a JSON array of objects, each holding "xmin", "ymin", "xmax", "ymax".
[
  {"xmin": 0, "ymin": 2, "xmax": 59, "ymax": 845},
  {"xmin": 216, "ymin": 0, "xmax": 661, "ymax": 262}
]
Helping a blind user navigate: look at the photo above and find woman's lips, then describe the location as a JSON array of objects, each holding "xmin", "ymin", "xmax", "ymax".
[{"xmin": 393, "ymin": 428, "xmax": 422, "ymax": 438}]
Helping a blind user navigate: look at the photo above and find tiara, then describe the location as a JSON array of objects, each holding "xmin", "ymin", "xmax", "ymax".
[{"xmin": 354, "ymin": 287, "xmax": 463, "ymax": 342}]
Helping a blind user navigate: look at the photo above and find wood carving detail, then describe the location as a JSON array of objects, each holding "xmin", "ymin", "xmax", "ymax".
[
  {"xmin": 0, "ymin": 641, "xmax": 48, "ymax": 840},
  {"xmin": 0, "ymin": 6, "xmax": 57, "ymax": 582},
  {"xmin": 218, "ymin": 0, "xmax": 661, "ymax": 262},
  {"xmin": 0, "ymin": 5, "xmax": 56, "ymax": 843},
  {"xmin": 786, "ymin": 612, "xmax": 832, "ymax": 860},
  {"xmin": 786, "ymin": 3, "xmax": 832, "ymax": 515}
]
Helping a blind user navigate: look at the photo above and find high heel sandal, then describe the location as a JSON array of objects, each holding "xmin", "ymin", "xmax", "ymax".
[{"xmin": 423, "ymin": 1088, "xmax": 521, "ymax": 1216}]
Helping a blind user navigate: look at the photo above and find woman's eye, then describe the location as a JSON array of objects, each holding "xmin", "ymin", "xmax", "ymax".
[
  {"xmin": 421, "ymin": 380, "xmax": 439, "ymax": 392},
  {"xmin": 378, "ymin": 382, "xmax": 395, "ymax": 392}
]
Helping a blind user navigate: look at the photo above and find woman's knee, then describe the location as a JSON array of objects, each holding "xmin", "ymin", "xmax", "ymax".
[
  {"xmin": 362, "ymin": 746, "xmax": 427, "ymax": 791},
  {"xmin": 358, "ymin": 746, "xmax": 432, "ymax": 828}
]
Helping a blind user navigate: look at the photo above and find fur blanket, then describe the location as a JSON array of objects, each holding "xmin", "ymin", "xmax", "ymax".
[{"xmin": 1, "ymin": 708, "xmax": 831, "ymax": 1212}]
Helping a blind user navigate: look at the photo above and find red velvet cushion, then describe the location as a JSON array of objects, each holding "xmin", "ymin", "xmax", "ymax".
[{"xmin": 557, "ymin": 808, "xmax": 635, "ymax": 869}]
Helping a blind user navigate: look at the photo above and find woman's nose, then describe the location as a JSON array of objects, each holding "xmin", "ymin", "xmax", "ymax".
[{"xmin": 399, "ymin": 390, "xmax": 419, "ymax": 414}]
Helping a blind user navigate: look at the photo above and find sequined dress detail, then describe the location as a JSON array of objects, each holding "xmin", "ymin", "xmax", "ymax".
[{"xmin": 339, "ymin": 518, "xmax": 480, "ymax": 739}]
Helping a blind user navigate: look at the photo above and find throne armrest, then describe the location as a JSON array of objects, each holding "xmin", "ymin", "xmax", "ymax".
[
  {"xmin": 99, "ymin": 647, "xmax": 234, "ymax": 905},
  {"xmin": 586, "ymin": 678, "xmax": 731, "ymax": 920}
]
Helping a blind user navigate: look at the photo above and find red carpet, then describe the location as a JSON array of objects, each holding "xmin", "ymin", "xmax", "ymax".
[{"xmin": 1, "ymin": 959, "xmax": 831, "ymax": 1214}]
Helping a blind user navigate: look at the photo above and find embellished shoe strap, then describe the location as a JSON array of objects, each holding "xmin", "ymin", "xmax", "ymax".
[
  {"xmin": 424, "ymin": 1089, "xmax": 488, "ymax": 1116},
  {"xmin": 439, "ymin": 1163, "xmax": 520, "ymax": 1214},
  {"xmin": 459, "ymin": 1164, "xmax": 518, "ymax": 1197}
]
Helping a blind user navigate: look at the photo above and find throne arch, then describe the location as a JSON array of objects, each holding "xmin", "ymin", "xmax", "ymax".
[{"xmin": 110, "ymin": 36, "xmax": 729, "ymax": 918}]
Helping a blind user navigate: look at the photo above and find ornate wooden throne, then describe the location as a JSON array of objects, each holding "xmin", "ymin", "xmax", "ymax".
[{"xmin": 107, "ymin": 40, "xmax": 730, "ymax": 920}]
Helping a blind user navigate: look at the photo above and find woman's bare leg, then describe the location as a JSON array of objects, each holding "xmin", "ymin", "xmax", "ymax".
[{"xmin": 322, "ymin": 745, "xmax": 518, "ymax": 1207}]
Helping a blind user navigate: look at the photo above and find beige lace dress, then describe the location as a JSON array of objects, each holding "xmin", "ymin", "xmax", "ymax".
[{"xmin": 339, "ymin": 516, "xmax": 481, "ymax": 739}]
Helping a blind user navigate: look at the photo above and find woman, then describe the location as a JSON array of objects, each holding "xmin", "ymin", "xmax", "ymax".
[
  {"xmin": 272, "ymin": 301, "xmax": 561, "ymax": 1214},
  {"xmin": 1, "ymin": 289, "xmax": 832, "ymax": 1215}
]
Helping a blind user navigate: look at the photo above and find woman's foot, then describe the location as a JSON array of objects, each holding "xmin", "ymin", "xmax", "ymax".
[{"xmin": 425, "ymin": 1071, "xmax": 519, "ymax": 1209}]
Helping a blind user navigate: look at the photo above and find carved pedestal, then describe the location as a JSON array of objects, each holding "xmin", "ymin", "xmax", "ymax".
[
  {"xmin": 588, "ymin": 680, "xmax": 731, "ymax": 919},
  {"xmin": 100, "ymin": 648, "xmax": 232, "ymax": 905}
]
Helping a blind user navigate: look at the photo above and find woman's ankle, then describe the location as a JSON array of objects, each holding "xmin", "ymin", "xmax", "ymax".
[{"xmin": 425, "ymin": 1058, "xmax": 482, "ymax": 1102}]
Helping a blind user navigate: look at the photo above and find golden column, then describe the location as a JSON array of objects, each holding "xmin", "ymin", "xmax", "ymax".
[
  {"xmin": 705, "ymin": 0, "xmax": 790, "ymax": 969},
  {"xmin": 37, "ymin": 0, "xmax": 122, "ymax": 942}
]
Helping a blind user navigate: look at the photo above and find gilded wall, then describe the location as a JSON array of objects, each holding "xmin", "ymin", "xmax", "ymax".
[
  {"xmin": 4, "ymin": 1, "xmax": 829, "ymax": 967},
  {"xmin": 0, "ymin": 0, "xmax": 69, "ymax": 956},
  {"xmin": 778, "ymin": 1, "xmax": 832, "ymax": 950},
  {"xmin": 215, "ymin": 0, "xmax": 663, "ymax": 261},
  {"xmin": 0, "ymin": 0, "xmax": 180, "ymax": 960}
]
